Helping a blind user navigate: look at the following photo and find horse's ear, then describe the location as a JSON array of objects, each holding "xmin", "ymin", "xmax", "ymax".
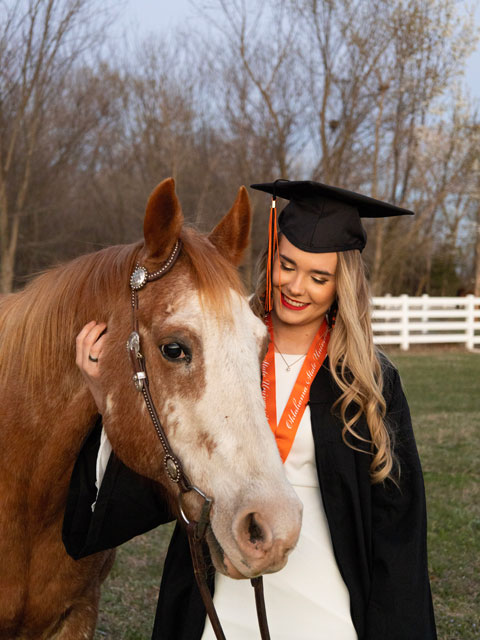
[
  {"xmin": 143, "ymin": 178, "xmax": 184, "ymax": 260},
  {"xmin": 209, "ymin": 186, "xmax": 252, "ymax": 266}
]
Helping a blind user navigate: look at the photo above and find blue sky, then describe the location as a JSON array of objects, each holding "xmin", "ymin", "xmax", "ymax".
[{"xmin": 118, "ymin": 0, "xmax": 479, "ymax": 97}]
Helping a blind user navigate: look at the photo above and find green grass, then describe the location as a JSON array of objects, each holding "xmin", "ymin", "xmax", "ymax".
[
  {"xmin": 95, "ymin": 351, "xmax": 480, "ymax": 639},
  {"xmin": 94, "ymin": 523, "xmax": 174, "ymax": 639},
  {"xmin": 388, "ymin": 351, "xmax": 480, "ymax": 640}
]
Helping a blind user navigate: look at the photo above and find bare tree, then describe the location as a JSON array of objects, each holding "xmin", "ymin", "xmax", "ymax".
[
  {"xmin": 288, "ymin": 0, "xmax": 478, "ymax": 293},
  {"xmin": 203, "ymin": 0, "xmax": 306, "ymax": 178},
  {"xmin": 4, "ymin": 0, "xmax": 478, "ymax": 298},
  {"xmin": 0, "ymin": 0, "xmax": 113, "ymax": 292},
  {"xmin": 466, "ymin": 146, "xmax": 480, "ymax": 296}
]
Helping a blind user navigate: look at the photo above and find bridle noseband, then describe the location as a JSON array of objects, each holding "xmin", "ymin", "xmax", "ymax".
[{"xmin": 127, "ymin": 240, "xmax": 271, "ymax": 640}]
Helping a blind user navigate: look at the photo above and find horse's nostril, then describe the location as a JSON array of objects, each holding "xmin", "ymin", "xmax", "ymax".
[{"xmin": 247, "ymin": 513, "xmax": 264, "ymax": 545}]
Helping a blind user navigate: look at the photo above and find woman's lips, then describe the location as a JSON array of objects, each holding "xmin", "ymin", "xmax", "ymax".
[{"xmin": 281, "ymin": 293, "xmax": 310, "ymax": 310}]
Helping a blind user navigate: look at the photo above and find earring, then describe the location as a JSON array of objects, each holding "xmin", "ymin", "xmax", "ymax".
[{"xmin": 326, "ymin": 300, "xmax": 338, "ymax": 329}]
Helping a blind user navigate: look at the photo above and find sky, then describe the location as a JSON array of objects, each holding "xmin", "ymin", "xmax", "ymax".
[
  {"xmin": 116, "ymin": 0, "xmax": 479, "ymax": 97},
  {"xmin": 115, "ymin": 0, "xmax": 195, "ymax": 38}
]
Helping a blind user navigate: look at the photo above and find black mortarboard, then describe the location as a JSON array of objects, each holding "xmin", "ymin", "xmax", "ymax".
[{"xmin": 250, "ymin": 179, "xmax": 414, "ymax": 254}]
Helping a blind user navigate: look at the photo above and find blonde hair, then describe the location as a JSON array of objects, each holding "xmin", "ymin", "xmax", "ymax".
[{"xmin": 251, "ymin": 243, "xmax": 396, "ymax": 484}]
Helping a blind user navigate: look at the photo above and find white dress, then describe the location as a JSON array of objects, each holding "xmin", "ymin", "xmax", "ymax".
[{"xmin": 201, "ymin": 354, "xmax": 357, "ymax": 639}]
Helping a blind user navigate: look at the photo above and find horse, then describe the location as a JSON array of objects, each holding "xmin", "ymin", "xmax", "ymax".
[{"xmin": 0, "ymin": 178, "xmax": 302, "ymax": 639}]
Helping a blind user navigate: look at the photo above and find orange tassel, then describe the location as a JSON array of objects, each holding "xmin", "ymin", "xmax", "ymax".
[{"xmin": 265, "ymin": 197, "xmax": 279, "ymax": 313}]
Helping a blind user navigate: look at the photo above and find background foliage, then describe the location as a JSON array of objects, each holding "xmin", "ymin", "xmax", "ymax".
[{"xmin": 1, "ymin": 0, "xmax": 480, "ymax": 296}]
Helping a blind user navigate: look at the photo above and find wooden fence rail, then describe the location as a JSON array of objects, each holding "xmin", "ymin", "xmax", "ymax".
[{"xmin": 371, "ymin": 294, "xmax": 480, "ymax": 351}]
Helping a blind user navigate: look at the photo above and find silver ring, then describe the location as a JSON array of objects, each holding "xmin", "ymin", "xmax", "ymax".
[{"xmin": 88, "ymin": 354, "xmax": 99, "ymax": 363}]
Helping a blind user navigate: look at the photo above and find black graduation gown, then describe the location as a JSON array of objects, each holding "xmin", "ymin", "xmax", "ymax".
[{"xmin": 63, "ymin": 357, "xmax": 437, "ymax": 639}]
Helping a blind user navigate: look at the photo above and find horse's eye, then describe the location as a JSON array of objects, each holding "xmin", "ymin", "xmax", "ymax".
[{"xmin": 160, "ymin": 342, "xmax": 190, "ymax": 363}]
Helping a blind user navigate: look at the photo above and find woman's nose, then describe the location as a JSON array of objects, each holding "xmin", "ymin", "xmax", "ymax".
[{"xmin": 285, "ymin": 274, "xmax": 305, "ymax": 297}]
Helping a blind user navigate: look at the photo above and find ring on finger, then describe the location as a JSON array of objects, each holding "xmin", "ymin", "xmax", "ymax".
[{"xmin": 88, "ymin": 354, "xmax": 99, "ymax": 363}]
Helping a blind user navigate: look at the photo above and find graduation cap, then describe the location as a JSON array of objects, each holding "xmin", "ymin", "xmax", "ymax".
[{"xmin": 250, "ymin": 179, "xmax": 414, "ymax": 310}]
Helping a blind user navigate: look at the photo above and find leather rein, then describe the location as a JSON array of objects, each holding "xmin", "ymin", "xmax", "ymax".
[{"xmin": 126, "ymin": 240, "xmax": 271, "ymax": 640}]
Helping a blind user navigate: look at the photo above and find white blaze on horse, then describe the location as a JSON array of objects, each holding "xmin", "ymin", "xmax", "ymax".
[{"xmin": 0, "ymin": 178, "xmax": 302, "ymax": 639}]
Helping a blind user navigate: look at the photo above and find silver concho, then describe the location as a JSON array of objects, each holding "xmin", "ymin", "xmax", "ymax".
[
  {"xmin": 132, "ymin": 371, "xmax": 146, "ymax": 391},
  {"xmin": 126, "ymin": 331, "xmax": 141, "ymax": 357},
  {"xmin": 130, "ymin": 266, "xmax": 148, "ymax": 290},
  {"xmin": 165, "ymin": 455, "xmax": 181, "ymax": 483}
]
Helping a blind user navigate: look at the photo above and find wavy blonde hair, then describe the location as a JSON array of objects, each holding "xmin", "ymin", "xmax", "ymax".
[{"xmin": 251, "ymin": 242, "xmax": 396, "ymax": 484}]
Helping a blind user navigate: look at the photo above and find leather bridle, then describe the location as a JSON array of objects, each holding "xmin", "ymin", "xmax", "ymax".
[{"xmin": 126, "ymin": 240, "xmax": 271, "ymax": 640}]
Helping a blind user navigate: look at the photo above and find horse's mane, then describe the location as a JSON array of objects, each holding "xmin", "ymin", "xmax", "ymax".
[
  {"xmin": 181, "ymin": 226, "xmax": 246, "ymax": 313},
  {"xmin": 0, "ymin": 228, "xmax": 245, "ymax": 394}
]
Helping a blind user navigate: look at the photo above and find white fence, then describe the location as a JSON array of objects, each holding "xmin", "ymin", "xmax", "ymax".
[{"xmin": 372, "ymin": 295, "xmax": 480, "ymax": 351}]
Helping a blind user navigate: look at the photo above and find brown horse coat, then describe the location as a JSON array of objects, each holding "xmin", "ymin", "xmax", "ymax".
[{"xmin": 0, "ymin": 178, "xmax": 302, "ymax": 638}]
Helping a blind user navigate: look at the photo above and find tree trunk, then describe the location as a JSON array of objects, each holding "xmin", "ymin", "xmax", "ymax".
[
  {"xmin": 474, "ymin": 208, "xmax": 480, "ymax": 297},
  {"xmin": 1, "ymin": 252, "xmax": 14, "ymax": 294},
  {"xmin": 371, "ymin": 219, "xmax": 385, "ymax": 294}
]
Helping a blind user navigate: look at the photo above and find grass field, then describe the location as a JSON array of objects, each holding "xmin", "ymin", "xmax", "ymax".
[
  {"xmin": 94, "ymin": 351, "xmax": 480, "ymax": 640},
  {"xmin": 390, "ymin": 351, "xmax": 480, "ymax": 640}
]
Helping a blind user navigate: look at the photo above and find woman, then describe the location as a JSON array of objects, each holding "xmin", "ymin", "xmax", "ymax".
[{"xmin": 64, "ymin": 180, "xmax": 436, "ymax": 639}]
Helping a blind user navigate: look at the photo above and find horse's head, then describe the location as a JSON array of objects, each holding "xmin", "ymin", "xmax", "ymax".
[{"xmin": 99, "ymin": 178, "xmax": 302, "ymax": 579}]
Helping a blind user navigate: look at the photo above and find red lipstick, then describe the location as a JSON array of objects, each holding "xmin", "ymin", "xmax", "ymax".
[{"xmin": 281, "ymin": 293, "xmax": 310, "ymax": 310}]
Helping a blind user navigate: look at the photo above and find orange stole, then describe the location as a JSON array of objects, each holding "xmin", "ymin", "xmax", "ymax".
[{"xmin": 262, "ymin": 315, "xmax": 330, "ymax": 463}]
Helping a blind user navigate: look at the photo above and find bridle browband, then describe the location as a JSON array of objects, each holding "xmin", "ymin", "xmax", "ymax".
[{"xmin": 127, "ymin": 240, "xmax": 271, "ymax": 640}]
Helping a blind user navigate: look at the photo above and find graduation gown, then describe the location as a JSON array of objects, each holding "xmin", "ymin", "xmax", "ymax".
[{"xmin": 62, "ymin": 357, "xmax": 437, "ymax": 639}]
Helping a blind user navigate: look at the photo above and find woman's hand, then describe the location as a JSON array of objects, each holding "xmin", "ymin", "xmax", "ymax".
[{"xmin": 76, "ymin": 321, "xmax": 108, "ymax": 414}]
